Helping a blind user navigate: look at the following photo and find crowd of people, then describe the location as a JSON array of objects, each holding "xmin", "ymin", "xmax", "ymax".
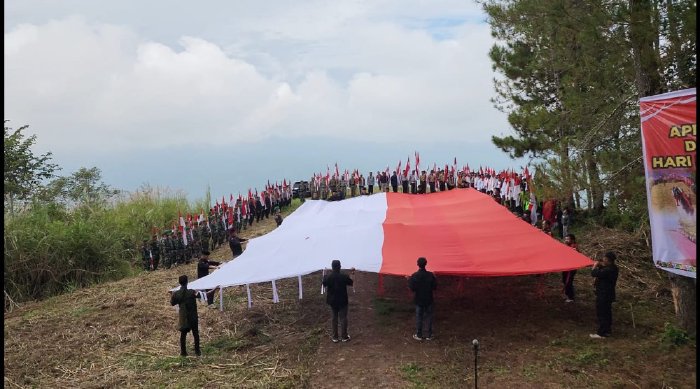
[
  {"xmin": 140, "ymin": 182, "xmax": 293, "ymax": 271},
  {"xmin": 164, "ymin": 155, "xmax": 619, "ymax": 357}
]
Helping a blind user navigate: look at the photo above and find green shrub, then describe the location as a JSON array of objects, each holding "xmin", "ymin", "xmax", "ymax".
[{"xmin": 660, "ymin": 322, "xmax": 690, "ymax": 347}]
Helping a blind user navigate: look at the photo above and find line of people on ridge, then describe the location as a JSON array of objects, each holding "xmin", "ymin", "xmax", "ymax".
[{"xmin": 140, "ymin": 186, "xmax": 291, "ymax": 271}]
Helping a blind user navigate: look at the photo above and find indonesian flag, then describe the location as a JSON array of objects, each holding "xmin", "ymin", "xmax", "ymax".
[
  {"xmin": 415, "ymin": 151, "xmax": 420, "ymax": 173},
  {"xmin": 228, "ymin": 208, "xmax": 234, "ymax": 227},
  {"xmin": 335, "ymin": 163, "xmax": 340, "ymax": 179},
  {"xmin": 178, "ymin": 211, "xmax": 188, "ymax": 246},
  {"xmin": 182, "ymin": 190, "xmax": 594, "ymax": 291},
  {"xmin": 397, "ymin": 160, "xmax": 402, "ymax": 175},
  {"xmin": 452, "ymin": 157, "xmax": 457, "ymax": 179},
  {"xmin": 404, "ymin": 157, "xmax": 411, "ymax": 177},
  {"xmin": 523, "ymin": 166, "xmax": 532, "ymax": 192}
]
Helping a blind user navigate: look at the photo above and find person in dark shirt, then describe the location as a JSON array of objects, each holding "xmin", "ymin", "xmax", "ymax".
[
  {"xmin": 169, "ymin": 275, "xmax": 201, "ymax": 356},
  {"xmin": 322, "ymin": 260, "xmax": 354, "ymax": 343},
  {"xmin": 274, "ymin": 211, "xmax": 283, "ymax": 227},
  {"xmin": 197, "ymin": 250, "xmax": 220, "ymax": 308},
  {"xmin": 408, "ymin": 257, "xmax": 437, "ymax": 340},
  {"xmin": 562, "ymin": 234, "xmax": 578, "ymax": 303},
  {"xmin": 590, "ymin": 251, "xmax": 619, "ymax": 339},
  {"xmin": 228, "ymin": 230, "xmax": 248, "ymax": 259}
]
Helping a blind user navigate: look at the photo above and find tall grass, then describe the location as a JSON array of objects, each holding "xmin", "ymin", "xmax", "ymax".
[{"xmin": 4, "ymin": 186, "xmax": 209, "ymax": 304}]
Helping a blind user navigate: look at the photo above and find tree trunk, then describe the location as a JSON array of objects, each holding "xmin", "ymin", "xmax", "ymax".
[
  {"xmin": 584, "ymin": 150, "xmax": 604, "ymax": 214},
  {"xmin": 629, "ymin": 0, "xmax": 662, "ymax": 97},
  {"xmin": 668, "ymin": 273, "xmax": 696, "ymax": 337}
]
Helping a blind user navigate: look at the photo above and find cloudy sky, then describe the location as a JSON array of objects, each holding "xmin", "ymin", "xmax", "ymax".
[{"xmin": 5, "ymin": 0, "xmax": 525, "ymax": 201}]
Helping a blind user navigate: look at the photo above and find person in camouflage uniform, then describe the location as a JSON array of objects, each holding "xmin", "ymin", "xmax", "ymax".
[
  {"xmin": 162, "ymin": 231, "xmax": 175, "ymax": 268},
  {"xmin": 175, "ymin": 230, "xmax": 186, "ymax": 265},
  {"xmin": 191, "ymin": 224, "xmax": 202, "ymax": 261},
  {"xmin": 200, "ymin": 221, "xmax": 211, "ymax": 252},
  {"xmin": 217, "ymin": 218, "xmax": 226, "ymax": 247},
  {"xmin": 141, "ymin": 239, "xmax": 152, "ymax": 270},
  {"xmin": 150, "ymin": 234, "xmax": 161, "ymax": 270}
]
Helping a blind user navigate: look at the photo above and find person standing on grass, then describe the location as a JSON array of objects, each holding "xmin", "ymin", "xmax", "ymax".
[
  {"xmin": 562, "ymin": 234, "xmax": 578, "ymax": 303},
  {"xmin": 228, "ymin": 229, "xmax": 248, "ymax": 259},
  {"xmin": 590, "ymin": 251, "xmax": 619, "ymax": 339},
  {"xmin": 322, "ymin": 260, "xmax": 354, "ymax": 343},
  {"xmin": 170, "ymin": 275, "xmax": 201, "ymax": 356},
  {"xmin": 408, "ymin": 257, "xmax": 437, "ymax": 341},
  {"xmin": 197, "ymin": 251, "xmax": 221, "ymax": 308}
]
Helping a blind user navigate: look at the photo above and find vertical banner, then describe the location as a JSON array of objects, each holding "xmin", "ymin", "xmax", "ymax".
[{"xmin": 640, "ymin": 88, "xmax": 696, "ymax": 278}]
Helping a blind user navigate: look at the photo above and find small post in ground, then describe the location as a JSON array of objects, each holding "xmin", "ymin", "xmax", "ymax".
[{"xmin": 472, "ymin": 339, "xmax": 479, "ymax": 389}]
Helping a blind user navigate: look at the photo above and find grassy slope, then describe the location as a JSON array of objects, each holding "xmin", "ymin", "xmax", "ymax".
[{"xmin": 4, "ymin": 203, "xmax": 697, "ymax": 388}]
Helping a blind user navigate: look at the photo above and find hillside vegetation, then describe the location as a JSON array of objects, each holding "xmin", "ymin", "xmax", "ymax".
[{"xmin": 4, "ymin": 210, "xmax": 696, "ymax": 388}]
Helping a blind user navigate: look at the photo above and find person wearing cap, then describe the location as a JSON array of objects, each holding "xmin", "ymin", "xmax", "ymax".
[
  {"xmin": 322, "ymin": 260, "xmax": 354, "ymax": 343},
  {"xmin": 169, "ymin": 275, "xmax": 201, "ymax": 356},
  {"xmin": 590, "ymin": 251, "xmax": 619, "ymax": 338},
  {"xmin": 408, "ymin": 257, "xmax": 437, "ymax": 341},
  {"xmin": 197, "ymin": 250, "xmax": 221, "ymax": 308}
]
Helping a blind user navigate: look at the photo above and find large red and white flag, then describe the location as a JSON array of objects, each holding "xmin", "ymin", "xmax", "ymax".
[{"xmin": 184, "ymin": 190, "xmax": 593, "ymax": 291}]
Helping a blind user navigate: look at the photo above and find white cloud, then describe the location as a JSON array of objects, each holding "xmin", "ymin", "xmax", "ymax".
[{"xmin": 4, "ymin": 3, "xmax": 510, "ymax": 157}]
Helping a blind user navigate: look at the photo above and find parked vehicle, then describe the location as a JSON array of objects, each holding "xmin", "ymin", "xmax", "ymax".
[{"xmin": 292, "ymin": 181, "xmax": 311, "ymax": 199}]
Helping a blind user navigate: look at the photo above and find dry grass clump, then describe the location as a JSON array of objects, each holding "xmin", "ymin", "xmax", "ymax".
[
  {"xmin": 4, "ymin": 210, "xmax": 324, "ymax": 388},
  {"xmin": 577, "ymin": 223, "xmax": 669, "ymax": 300}
]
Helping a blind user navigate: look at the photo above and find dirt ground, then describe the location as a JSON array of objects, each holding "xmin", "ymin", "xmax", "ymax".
[{"xmin": 4, "ymin": 212, "xmax": 697, "ymax": 388}]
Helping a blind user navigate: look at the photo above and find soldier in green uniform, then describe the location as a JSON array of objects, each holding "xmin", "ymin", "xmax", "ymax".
[
  {"xmin": 141, "ymin": 239, "xmax": 151, "ymax": 270},
  {"xmin": 175, "ymin": 230, "xmax": 186, "ymax": 265},
  {"xmin": 217, "ymin": 218, "xmax": 226, "ymax": 247},
  {"xmin": 150, "ymin": 234, "xmax": 161, "ymax": 270},
  {"xmin": 192, "ymin": 225, "xmax": 201, "ymax": 261},
  {"xmin": 200, "ymin": 221, "xmax": 211, "ymax": 252},
  {"xmin": 162, "ymin": 231, "xmax": 174, "ymax": 268}
]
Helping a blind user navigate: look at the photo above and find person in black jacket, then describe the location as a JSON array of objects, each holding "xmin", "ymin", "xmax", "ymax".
[
  {"xmin": 408, "ymin": 257, "xmax": 437, "ymax": 341},
  {"xmin": 322, "ymin": 260, "xmax": 354, "ymax": 343},
  {"xmin": 562, "ymin": 234, "xmax": 578, "ymax": 303},
  {"xmin": 228, "ymin": 230, "xmax": 248, "ymax": 259},
  {"xmin": 169, "ymin": 275, "xmax": 201, "ymax": 356},
  {"xmin": 590, "ymin": 251, "xmax": 619, "ymax": 339},
  {"xmin": 390, "ymin": 172, "xmax": 399, "ymax": 192},
  {"xmin": 197, "ymin": 251, "xmax": 221, "ymax": 308}
]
